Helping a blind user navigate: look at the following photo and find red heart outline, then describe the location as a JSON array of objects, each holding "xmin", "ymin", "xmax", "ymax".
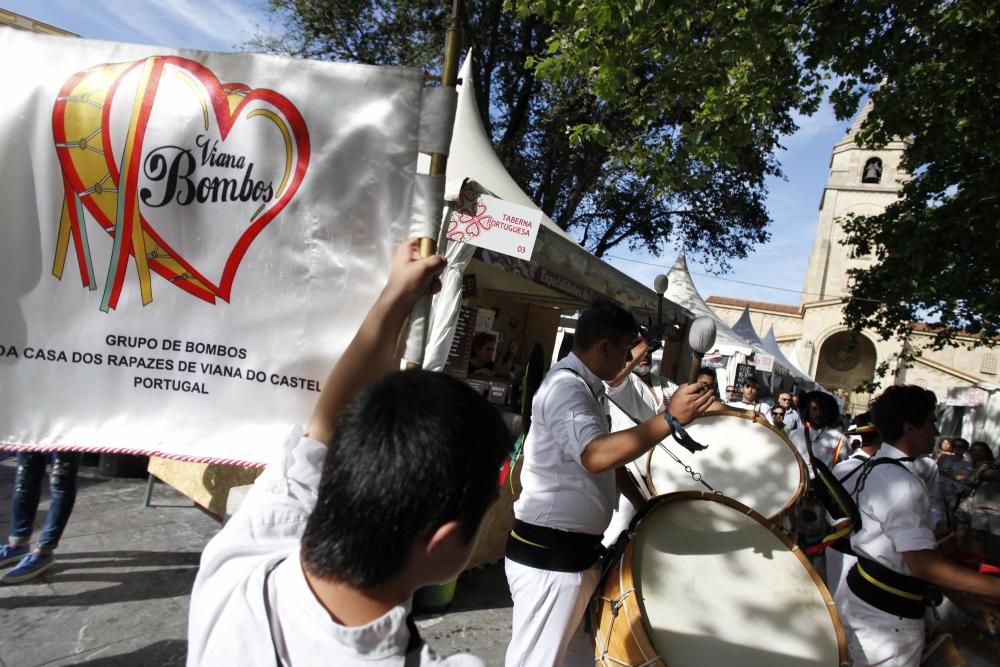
[{"xmin": 52, "ymin": 56, "xmax": 310, "ymax": 306}]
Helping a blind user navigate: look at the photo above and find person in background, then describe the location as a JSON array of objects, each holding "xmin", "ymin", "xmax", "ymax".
[
  {"xmin": 777, "ymin": 392, "xmax": 802, "ymax": 432},
  {"xmin": 469, "ymin": 332, "xmax": 503, "ymax": 377},
  {"xmin": 825, "ymin": 412, "xmax": 882, "ymax": 596},
  {"xmin": 727, "ymin": 377, "xmax": 773, "ymax": 423},
  {"xmin": 771, "ymin": 406, "xmax": 788, "ymax": 434},
  {"xmin": 955, "ymin": 441, "xmax": 1000, "ymax": 554},
  {"xmin": 0, "ymin": 451, "xmax": 82, "ymax": 584},
  {"xmin": 724, "ymin": 384, "xmax": 735, "ymax": 404},
  {"xmin": 789, "ymin": 391, "xmax": 847, "ymax": 475},
  {"xmin": 937, "ymin": 437, "xmax": 975, "ymax": 525}
]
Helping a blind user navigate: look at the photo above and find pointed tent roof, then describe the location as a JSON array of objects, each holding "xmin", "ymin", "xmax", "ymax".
[
  {"xmin": 445, "ymin": 54, "xmax": 574, "ymax": 242},
  {"xmin": 665, "ymin": 251, "xmax": 753, "ymax": 355},
  {"xmin": 762, "ymin": 325, "xmax": 815, "ymax": 385},
  {"xmin": 438, "ymin": 54, "xmax": 690, "ymax": 319},
  {"xmin": 732, "ymin": 306, "xmax": 767, "ymax": 348}
]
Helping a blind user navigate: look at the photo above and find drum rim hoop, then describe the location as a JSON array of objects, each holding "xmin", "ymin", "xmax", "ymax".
[{"xmin": 644, "ymin": 410, "xmax": 808, "ymax": 520}]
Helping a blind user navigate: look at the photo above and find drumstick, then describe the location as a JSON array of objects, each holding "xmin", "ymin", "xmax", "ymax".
[{"xmin": 687, "ymin": 317, "xmax": 717, "ymax": 385}]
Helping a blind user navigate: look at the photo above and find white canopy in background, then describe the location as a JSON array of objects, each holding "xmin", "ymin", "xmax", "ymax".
[
  {"xmin": 731, "ymin": 306, "xmax": 771, "ymax": 353},
  {"xmin": 665, "ymin": 251, "xmax": 753, "ymax": 357},
  {"xmin": 762, "ymin": 326, "xmax": 816, "ymax": 387},
  {"xmin": 422, "ymin": 54, "xmax": 693, "ymax": 370}
]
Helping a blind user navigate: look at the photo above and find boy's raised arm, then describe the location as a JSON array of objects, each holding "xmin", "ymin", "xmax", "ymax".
[{"xmin": 305, "ymin": 240, "xmax": 445, "ymax": 444}]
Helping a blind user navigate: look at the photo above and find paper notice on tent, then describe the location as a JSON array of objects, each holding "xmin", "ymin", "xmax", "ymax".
[
  {"xmin": 755, "ymin": 354, "xmax": 775, "ymax": 372},
  {"xmin": 0, "ymin": 29, "xmax": 437, "ymax": 466},
  {"xmin": 945, "ymin": 386, "xmax": 987, "ymax": 407},
  {"xmin": 446, "ymin": 188, "xmax": 542, "ymax": 260}
]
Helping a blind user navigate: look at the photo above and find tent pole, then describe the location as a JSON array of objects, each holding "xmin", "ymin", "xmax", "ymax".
[{"xmin": 407, "ymin": 0, "xmax": 464, "ymax": 369}]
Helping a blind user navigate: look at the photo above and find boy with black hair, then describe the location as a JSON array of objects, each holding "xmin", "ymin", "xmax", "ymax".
[
  {"xmin": 836, "ymin": 385, "xmax": 1000, "ymax": 667},
  {"xmin": 188, "ymin": 240, "xmax": 508, "ymax": 666},
  {"xmin": 505, "ymin": 300, "xmax": 714, "ymax": 667},
  {"xmin": 727, "ymin": 376, "xmax": 773, "ymax": 423}
]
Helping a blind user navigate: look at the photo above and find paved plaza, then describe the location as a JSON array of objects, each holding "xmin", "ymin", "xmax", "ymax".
[{"xmin": 0, "ymin": 456, "xmax": 512, "ymax": 666}]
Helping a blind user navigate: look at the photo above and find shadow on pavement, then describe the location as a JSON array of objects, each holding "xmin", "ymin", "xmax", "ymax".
[
  {"xmin": 65, "ymin": 639, "xmax": 187, "ymax": 666},
  {"xmin": 0, "ymin": 550, "xmax": 202, "ymax": 609}
]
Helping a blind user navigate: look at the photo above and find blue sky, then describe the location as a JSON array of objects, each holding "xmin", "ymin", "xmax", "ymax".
[{"xmin": 5, "ymin": 0, "xmax": 853, "ymax": 307}]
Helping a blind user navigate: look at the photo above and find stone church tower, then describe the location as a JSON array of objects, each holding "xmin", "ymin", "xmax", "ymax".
[
  {"xmin": 706, "ymin": 103, "xmax": 998, "ymax": 416},
  {"xmin": 793, "ymin": 102, "xmax": 910, "ymax": 406}
]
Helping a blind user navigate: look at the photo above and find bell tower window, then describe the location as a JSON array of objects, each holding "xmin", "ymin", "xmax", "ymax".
[{"xmin": 862, "ymin": 157, "xmax": 883, "ymax": 184}]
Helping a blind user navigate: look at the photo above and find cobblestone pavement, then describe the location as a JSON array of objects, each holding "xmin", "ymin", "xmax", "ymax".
[{"xmin": 0, "ymin": 456, "xmax": 512, "ymax": 666}]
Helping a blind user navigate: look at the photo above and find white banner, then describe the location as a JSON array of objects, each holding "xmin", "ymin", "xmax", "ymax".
[{"xmin": 0, "ymin": 29, "xmax": 429, "ymax": 465}]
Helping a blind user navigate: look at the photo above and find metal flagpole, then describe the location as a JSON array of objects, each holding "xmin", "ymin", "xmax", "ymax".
[{"xmin": 406, "ymin": 0, "xmax": 464, "ymax": 369}]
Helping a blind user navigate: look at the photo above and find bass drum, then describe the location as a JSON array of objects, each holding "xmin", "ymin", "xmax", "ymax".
[
  {"xmin": 645, "ymin": 410, "xmax": 805, "ymax": 521},
  {"xmin": 592, "ymin": 492, "xmax": 847, "ymax": 667}
]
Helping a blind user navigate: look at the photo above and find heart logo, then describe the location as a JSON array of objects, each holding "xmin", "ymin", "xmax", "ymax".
[{"xmin": 51, "ymin": 56, "xmax": 310, "ymax": 311}]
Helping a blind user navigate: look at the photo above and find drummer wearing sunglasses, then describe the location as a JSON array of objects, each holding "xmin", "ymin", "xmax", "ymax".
[{"xmin": 505, "ymin": 300, "xmax": 715, "ymax": 667}]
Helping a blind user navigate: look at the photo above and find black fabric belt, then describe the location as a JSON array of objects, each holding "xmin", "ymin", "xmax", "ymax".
[
  {"xmin": 830, "ymin": 538, "xmax": 856, "ymax": 556},
  {"xmin": 505, "ymin": 519, "xmax": 605, "ymax": 572},
  {"xmin": 846, "ymin": 556, "xmax": 929, "ymax": 619}
]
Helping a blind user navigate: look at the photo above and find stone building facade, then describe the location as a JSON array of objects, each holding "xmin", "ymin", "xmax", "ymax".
[{"xmin": 706, "ymin": 106, "xmax": 998, "ymax": 419}]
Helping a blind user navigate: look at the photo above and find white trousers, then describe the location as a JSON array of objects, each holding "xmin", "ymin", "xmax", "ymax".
[
  {"xmin": 835, "ymin": 587, "xmax": 924, "ymax": 666},
  {"xmin": 824, "ymin": 549, "xmax": 857, "ymax": 598},
  {"xmin": 504, "ymin": 558, "xmax": 601, "ymax": 667}
]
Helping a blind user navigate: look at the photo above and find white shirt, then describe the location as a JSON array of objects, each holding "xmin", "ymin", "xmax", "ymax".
[
  {"xmin": 606, "ymin": 373, "xmax": 661, "ymax": 432},
  {"xmin": 789, "ymin": 425, "xmax": 847, "ymax": 476},
  {"xmin": 911, "ymin": 456, "xmax": 946, "ymax": 528},
  {"xmin": 187, "ymin": 427, "xmax": 483, "ymax": 667},
  {"xmin": 726, "ymin": 400, "xmax": 772, "ymax": 423},
  {"xmin": 849, "ymin": 443, "xmax": 937, "ymax": 576},
  {"xmin": 783, "ymin": 408, "xmax": 802, "ymax": 432},
  {"xmin": 514, "ymin": 352, "xmax": 615, "ymax": 535},
  {"xmin": 606, "ymin": 373, "xmax": 664, "ymax": 502}
]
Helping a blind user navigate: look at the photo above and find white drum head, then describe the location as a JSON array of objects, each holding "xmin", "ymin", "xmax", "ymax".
[
  {"xmin": 647, "ymin": 413, "xmax": 804, "ymax": 519},
  {"xmin": 633, "ymin": 496, "xmax": 842, "ymax": 666}
]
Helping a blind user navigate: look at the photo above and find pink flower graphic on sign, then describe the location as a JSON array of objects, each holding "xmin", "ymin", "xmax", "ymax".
[{"xmin": 446, "ymin": 187, "xmax": 498, "ymax": 242}]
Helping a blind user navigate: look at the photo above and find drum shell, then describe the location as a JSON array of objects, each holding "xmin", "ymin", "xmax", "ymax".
[{"xmin": 592, "ymin": 491, "xmax": 848, "ymax": 667}]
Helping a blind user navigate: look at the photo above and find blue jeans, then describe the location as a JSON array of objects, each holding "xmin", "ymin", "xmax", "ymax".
[{"xmin": 9, "ymin": 451, "xmax": 82, "ymax": 551}]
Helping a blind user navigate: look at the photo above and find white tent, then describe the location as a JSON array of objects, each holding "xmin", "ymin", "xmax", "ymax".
[
  {"xmin": 421, "ymin": 55, "xmax": 693, "ymax": 369},
  {"xmin": 762, "ymin": 325, "xmax": 816, "ymax": 387},
  {"xmin": 665, "ymin": 251, "xmax": 754, "ymax": 356}
]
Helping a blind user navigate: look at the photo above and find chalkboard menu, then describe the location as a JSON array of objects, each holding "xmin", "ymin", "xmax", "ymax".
[
  {"xmin": 734, "ymin": 362, "xmax": 756, "ymax": 388},
  {"xmin": 443, "ymin": 306, "xmax": 477, "ymax": 379}
]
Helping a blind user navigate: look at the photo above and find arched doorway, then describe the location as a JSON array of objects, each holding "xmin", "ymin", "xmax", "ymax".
[{"xmin": 815, "ymin": 331, "xmax": 878, "ymax": 415}]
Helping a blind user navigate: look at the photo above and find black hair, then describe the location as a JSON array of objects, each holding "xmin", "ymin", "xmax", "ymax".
[
  {"xmin": 852, "ymin": 411, "xmax": 881, "ymax": 446},
  {"xmin": 971, "ymin": 441, "xmax": 995, "ymax": 462},
  {"xmin": 696, "ymin": 367, "xmax": 716, "ymax": 383},
  {"xmin": 573, "ymin": 301, "xmax": 638, "ymax": 352},
  {"xmin": 471, "ymin": 331, "xmax": 494, "ymax": 355},
  {"xmin": 870, "ymin": 384, "xmax": 937, "ymax": 444},
  {"xmin": 696, "ymin": 367, "xmax": 718, "ymax": 397},
  {"xmin": 804, "ymin": 390, "xmax": 840, "ymax": 428},
  {"xmin": 301, "ymin": 370, "xmax": 509, "ymax": 588},
  {"xmin": 742, "ymin": 376, "xmax": 760, "ymax": 388}
]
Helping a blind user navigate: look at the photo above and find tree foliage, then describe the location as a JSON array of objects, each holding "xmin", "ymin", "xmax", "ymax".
[
  {"xmin": 253, "ymin": 1, "xmax": 1000, "ymax": 351},
  {"xmin": 250, "ymin": 0, "xmax": 826, "ymax": 270},
  {"xmin": 801, "ymin": 0, "xmax": 1000, "ymax": 350}
]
